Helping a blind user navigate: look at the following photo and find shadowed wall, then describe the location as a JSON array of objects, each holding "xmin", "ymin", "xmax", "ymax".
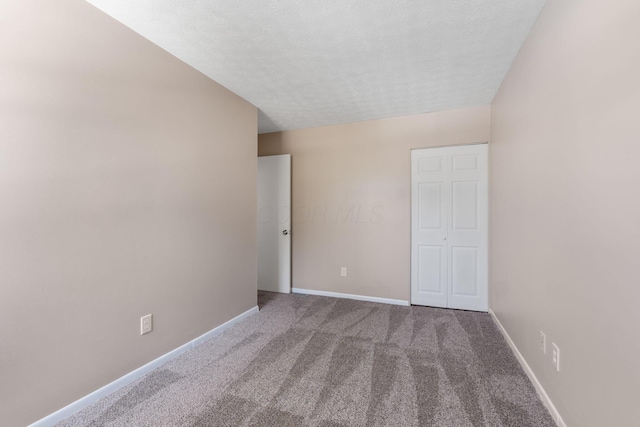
[
  {"xmin": 0, "ymin": 1, "xmax": 257, "ymax": 425},
  {"xmin": 491, "ymin": 0, "xmax": 640, "ymax": 425}
]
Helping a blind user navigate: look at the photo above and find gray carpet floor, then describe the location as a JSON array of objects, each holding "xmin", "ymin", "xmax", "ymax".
[{"xmin": 56, "ymin": 291, "xmax": 555, "ymax": 426}]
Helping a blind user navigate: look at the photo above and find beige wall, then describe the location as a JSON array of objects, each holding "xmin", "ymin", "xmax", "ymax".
[
  {"xmin": 259, "ymin": 107, "xmax": 490, "ymax": 302},
  {"xmin": 0, "ymin": 1, "xmax": 257, "ymax": 425},
  {"xmin": 490, "ymin": 0, "xmax": 640, "ymax": 425}
]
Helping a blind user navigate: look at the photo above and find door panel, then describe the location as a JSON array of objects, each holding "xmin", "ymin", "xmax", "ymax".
[
  {"xmin": 418, "ymin": 156, "xmax": 443, "ymax": 173},
  {"xmin": 452, "ymin": 154, "xmax": 479, "ymax": 172},
  {"xmin": 452, "ymin": 181, "xmax": 478, "ymax": 230},
  {"xmin": 418, "ymin": 245, "xmax": 443, "ymax": 293},
  {"xmin": 451, "ymin": 246, "xmax": 478, "ymax": 296},
  {"xmin": 418, "ymin": 183, "xmax": 442, "ymax": 229},
  {"xmin": 257, "ymin": 155, "xmax": 291, "ymax": 293},
  {"xmin": 414, "ymin": 242, "xmax": 447, "ymax": 307},
  {"xmin": 411, "ymin": 144, "xmax": 488, "ymax": 312}
]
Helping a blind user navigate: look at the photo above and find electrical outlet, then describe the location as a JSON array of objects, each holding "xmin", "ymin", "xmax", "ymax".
[
  {"xmin": 141, "ymin": 314, "xmax": 153, "ymax": 335},
  {"xmin": 552, "ymin": 343, "xmax": 560, "ymax": 371},
  {"xmin": 340, "ymin": 267, "xmax": 347, "ymax": 277},
  {"xmin": 540, "ymin": 331, "xmax": 546, "ymax": 354}
]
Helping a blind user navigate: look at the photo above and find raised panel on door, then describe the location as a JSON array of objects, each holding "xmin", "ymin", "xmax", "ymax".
[
  {"xmin": 448, "ymin": 244, "xmax": 486, "ymax": 310},
  {"xmin": 452, "ymin": 181, "xmax": 478, "ymax": 230},
  {"xmin": 452, "ymin": 154, "xmax": 480, "ymax": 172},
  {"xmin": 451, "ymin": 246, "xmax": 478, "ymax": 296},
  {"xmin": 418, "ymin": 183, "xmax": 442, "ymax": 230},
  {"xmin": 418, "ymin": 156, "xmax": 444, "ymax": 173},
  {"xmin": 414, "ymin": 245, "xmax": 447, "ymax": 308}
]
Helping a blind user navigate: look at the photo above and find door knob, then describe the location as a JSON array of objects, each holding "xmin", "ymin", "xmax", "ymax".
[{"xmin": 282, "ymin": 230, "xmax": 289, "ymax": 235}]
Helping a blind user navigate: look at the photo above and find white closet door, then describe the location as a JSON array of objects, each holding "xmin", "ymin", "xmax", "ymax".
[{"xmin": 411, "ymin": 144, "xmax": 488, "ymax": 312}]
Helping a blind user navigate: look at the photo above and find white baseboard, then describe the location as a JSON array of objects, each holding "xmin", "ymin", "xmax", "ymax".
[
  {"xmin": 489, "ymin": 310, "xmax": 567, "ymax": 427},
  {"xmin": 292, "ymin": 287, "xmax": 409, "ymax": 306},
  {"xmin": 30, "ymin": 306, "xmax": 259, "ymax": 427}
]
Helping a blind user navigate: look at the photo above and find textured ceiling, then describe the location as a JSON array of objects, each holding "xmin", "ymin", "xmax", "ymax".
[{"xmin": 85, "ymin": 0, "xmax": 547, "ymax": 134}]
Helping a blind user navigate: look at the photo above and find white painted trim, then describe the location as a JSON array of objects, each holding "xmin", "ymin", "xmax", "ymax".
[
  {"xmin": 29, "ymin": 306, "xmax": 259, "ymax": 427},
  {"xmin": 292, "ymin": 287, "xmax": 409, "ymax": 306},
  {"xmin": 489, "ymin": 310, "xmax": 567, "ymax": 427}
]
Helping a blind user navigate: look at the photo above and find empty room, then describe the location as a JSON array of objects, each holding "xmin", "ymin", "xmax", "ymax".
[{"xmin": 1, "ymin": 0, "xmax": 638, "ymax": 426}]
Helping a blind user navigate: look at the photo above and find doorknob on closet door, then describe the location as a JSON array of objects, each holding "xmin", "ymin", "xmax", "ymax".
[{"xmin": 282, "ymin": 230, "xmax": 289, "ymax": 235}]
